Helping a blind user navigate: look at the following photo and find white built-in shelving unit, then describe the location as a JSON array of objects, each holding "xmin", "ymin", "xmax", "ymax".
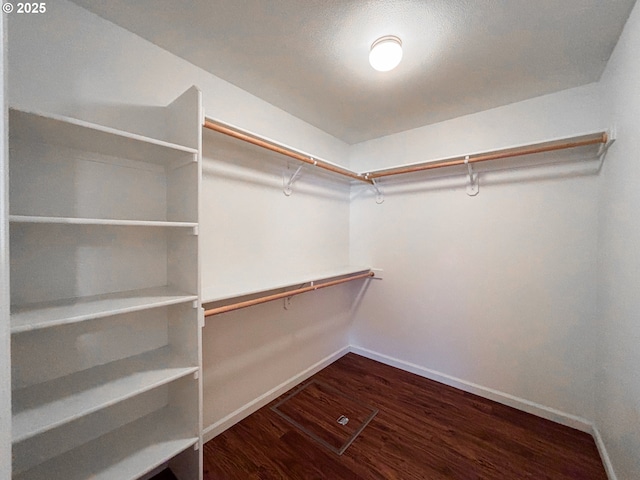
[{"xmin": 8, "ymin": 87, "xmax": 203, "ymax": 480}]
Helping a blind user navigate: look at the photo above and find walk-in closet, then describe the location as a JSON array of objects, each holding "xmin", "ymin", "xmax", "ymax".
[{"xmin": 2, "ymin": 1, "xmax": 639, "ymax": 479}]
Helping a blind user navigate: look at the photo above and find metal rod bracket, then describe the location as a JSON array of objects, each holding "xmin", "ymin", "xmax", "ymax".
[
  {"xmin": 371, "ymin": 178, "xmax": 384, "ymax": 204},
  {"xmin": 597, "ymin": 127, "xmax": 616, "ymax": 160},
  {"xmin": 464, "ymin": 156, "xmax": 479, "ymax": 196},
  {"xmin": 283, "ymin": 163, "xmax": 305, "ymax": 196},
  {"xmin": 283, "ymin": 296, "xmax": 292, "ymax": 310}
]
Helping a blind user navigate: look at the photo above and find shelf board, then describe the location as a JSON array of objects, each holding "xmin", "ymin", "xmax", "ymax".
[
  {"xmin": 202, "ymin": 266, "xmax": 372, "ymax": 304},
  {"xmin": 9, "ymin": 215, "xmax": 198, "ymax": 229},
  {"xmin": 363, "ymin": 130, "xmax": 611, "ymax": 179},
  {"xmin": 12, "ymin": 346, "xmax": 198, "ymax": 443},
  {"xmin": 11, "ymin": 287, "xmax": 198, "ymax": 334},
  {"xmin": 204, "ymin": 116, "xmax": 369, "ymax": 184},
  {"xmin": 9, "ymin": 108, "xmax": 198, "ymax": 167},
  {"xmin": 14, "ymin": 407, "xmax": 198, "ymax": 480}
]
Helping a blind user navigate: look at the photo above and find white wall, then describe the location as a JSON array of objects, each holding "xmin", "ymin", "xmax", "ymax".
[
  {"xmin": 200, "ymin": 128, "xmax": 356, "ymax": 433},
  {"xmin": 201, "ymin": 131, "xmax": 353, "ymax": 300},
  {"xmin": 202, "ymin": 284, "xmax": 360, "ymax": 436},
  {"xmin": 1, "ymin": 14, "xmax": 12, "ymax": 480},
  {"xmin": 349, "ymin": 83, "xmax": 607, "ymax": 426},
  {"xmin": 350, "ymin": 83, "xmax": 606, "ymax": 172},
  {"xmin": 7, "ymin": 0, "xmax": 354, "ymax": 444},
  {"xmin": 597, "ymin": 1, "xmax": 640, "ymax": 477}
]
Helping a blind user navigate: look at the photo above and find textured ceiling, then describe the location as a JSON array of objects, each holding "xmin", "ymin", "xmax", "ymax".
[{"xmin": 70, "ymin": 0, "xmax": 636, "ymax": 144}]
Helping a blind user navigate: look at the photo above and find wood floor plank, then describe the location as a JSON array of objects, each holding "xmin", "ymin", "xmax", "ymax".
[{"xmin": 203, "ymin": 353, "xmax": 607, "ymax": 479}]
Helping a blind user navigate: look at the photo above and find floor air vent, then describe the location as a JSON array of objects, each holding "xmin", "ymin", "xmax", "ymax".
[{"xmin": 271, "ymin": 380, "xmax": 378, "ymax": 455}]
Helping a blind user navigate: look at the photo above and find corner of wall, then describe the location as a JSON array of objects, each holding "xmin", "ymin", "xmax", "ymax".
[{"xmin": 592, "ymin": 0, "xmax": 640, "ymax": 478}]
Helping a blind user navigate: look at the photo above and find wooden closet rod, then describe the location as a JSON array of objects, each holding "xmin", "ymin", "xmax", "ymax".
[
  {"xmin": 365, "ymin": 132, "xmax": 608, "ymax": 179},
  {"xmin": 203, "ymin": 118, "xmax": 373, "ymax": 184},
  {"xmin": 204, "ymin": 271, "xmax": 374, "ymax": 317}
]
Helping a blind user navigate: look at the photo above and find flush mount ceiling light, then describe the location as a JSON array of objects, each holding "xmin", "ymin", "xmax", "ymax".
[{"xmin": 369, "ymin": 35, "xmax": 403, "ymax": 72}]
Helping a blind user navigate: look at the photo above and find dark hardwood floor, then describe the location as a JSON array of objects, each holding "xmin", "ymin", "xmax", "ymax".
[{"xmin": 202, "ymin": 353, "xmax": 607, "ymax": 479}]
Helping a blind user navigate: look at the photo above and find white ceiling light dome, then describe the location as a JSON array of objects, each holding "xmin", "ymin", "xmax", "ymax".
[{"xmin": 369, "ymin": 35, "xmax": 403, "ymax": 72}]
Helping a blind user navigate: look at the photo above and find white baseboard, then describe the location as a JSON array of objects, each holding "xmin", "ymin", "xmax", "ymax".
[
  {"xmin": 349, "ymin": 345, "xmax": 594, "ymax": 433},
  {"xmin": 591, "ymin": 424, "xmax": 618, "ymax": 480},
  {"xmin": 202, "ymin": 346, "xmax": 349, "ymax": 443}
]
